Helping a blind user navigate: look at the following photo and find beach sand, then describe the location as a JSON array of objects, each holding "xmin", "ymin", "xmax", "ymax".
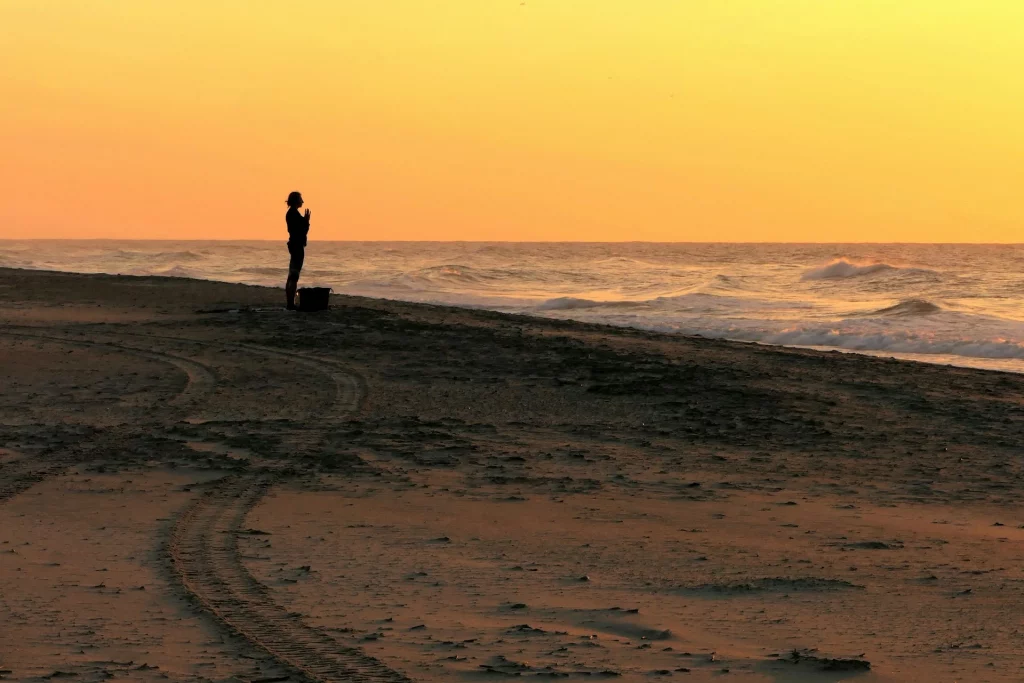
[{"xmin": 2, "ymin": 266, "xmax": 1024, "ymax": 682}]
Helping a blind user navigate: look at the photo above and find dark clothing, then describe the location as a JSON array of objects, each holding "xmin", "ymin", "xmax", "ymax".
[
  {"xmin": 288, "ymin": 242, "xmax": 305, "ymax": 276},
  {"xmin": 286, "ymin": 207, "xmax": 310, "ymax": 247}
]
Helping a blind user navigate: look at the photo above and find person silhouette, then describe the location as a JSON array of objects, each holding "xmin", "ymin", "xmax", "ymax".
[{"xmin": 284, "ymin": 191, "xmax": 310, "ymax": 309}]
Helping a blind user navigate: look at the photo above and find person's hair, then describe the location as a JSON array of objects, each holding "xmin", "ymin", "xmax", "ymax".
[{"xmin": 286, "ymin": 191, "xmax": 303, "ymax": 207}]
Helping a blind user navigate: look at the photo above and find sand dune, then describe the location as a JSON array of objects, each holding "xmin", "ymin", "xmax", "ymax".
[{"xmin": 2, "ymin": 267, "xmax": 1024, "ymax": 682}]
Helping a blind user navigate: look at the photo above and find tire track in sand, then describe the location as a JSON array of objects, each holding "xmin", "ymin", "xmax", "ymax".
[
  {"xmin": 166, "ymin": 345, "xmax": 410, "ymax": 682},
  {"xmin": 168, "ymin": 476, "xmax": 411, "ymax": 683},
  {"xmin": 113, "ymin": 334, "xmax": 367, "ymax": 455},
  {"xmin": 0, "ymin": 330, "xmax": 353, "ymax": 500},
  {"xmin": 0, "ymin": 331, "xmax": 220, "ymax": 503},
  {"xmin": 120, "ymin": 333, "xmax": 369, "ymax": 417},
  {"xmin": 0, "ymin": 331, "xmax": 217, "ymax": 419},
  {"xmin": 0, "ymin": 450, "xmax": 73, "ymax": 503},
  {"xmin": 4, "ymin": 329, "xmax": 406, "ymax": 679}
]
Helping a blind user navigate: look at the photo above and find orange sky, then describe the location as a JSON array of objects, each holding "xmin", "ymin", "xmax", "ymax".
[{"xmin": 3, "ymin": 1, "xmax": 1023, "ymax": 241}]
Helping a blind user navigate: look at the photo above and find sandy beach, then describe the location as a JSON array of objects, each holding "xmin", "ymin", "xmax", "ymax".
[{"xmin": 3, "ymin": 266, "xmax": 1024, "ymax": 682}]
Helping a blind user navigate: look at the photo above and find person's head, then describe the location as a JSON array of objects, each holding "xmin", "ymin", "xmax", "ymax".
[{"xmin": 286, "ymin": 191, "xmax": 304, "ymax": 208}]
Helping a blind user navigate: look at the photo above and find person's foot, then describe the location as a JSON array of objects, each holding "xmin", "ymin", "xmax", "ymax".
[{"xmin": 286, "ymin": 303, "xmax": 297, "ymax": 310}]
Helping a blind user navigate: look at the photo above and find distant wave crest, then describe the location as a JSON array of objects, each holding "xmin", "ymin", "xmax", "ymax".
[
  {"xmin": 117, "ymin": 249, "xmax": 206, "ymax": 262},
  {"xmin": 410, "ymin": 264, "xmax": 496, "ymax": 285},
  {"xmin": 801, "ymin": 258, "xmax": 935, "ymax": 281},
  {"xmin": 869, "ymin": 299, "xmax": 942, "ymax": 317},
  {"xmin": 537, "ymin": 297, "xmax": 645, "ymax": 311}
]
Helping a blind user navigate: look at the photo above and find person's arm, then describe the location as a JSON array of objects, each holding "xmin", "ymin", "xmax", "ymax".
[{"xmin": 303, "ymin": 209, "xmax": 311, "ymax": 227}]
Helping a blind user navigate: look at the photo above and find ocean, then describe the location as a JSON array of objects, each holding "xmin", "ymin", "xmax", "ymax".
[{"xmin": 4, "ymin": 240, "xmax": 1024, "ymax": 373}]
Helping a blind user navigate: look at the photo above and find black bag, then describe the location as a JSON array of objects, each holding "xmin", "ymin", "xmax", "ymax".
[{"xmin": 297, "ymin": 287, "xmax": 331, "ymax": 312}]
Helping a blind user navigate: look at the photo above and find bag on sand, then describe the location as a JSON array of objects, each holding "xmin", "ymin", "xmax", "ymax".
[{"xmin": 297, "ymin": 287, "xmax": 331, "ymax": 312}]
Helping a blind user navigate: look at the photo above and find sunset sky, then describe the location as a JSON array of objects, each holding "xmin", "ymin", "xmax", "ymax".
[{"xmin": 3, "ymin": 2, "xmax": 1023, "ymax": 242}]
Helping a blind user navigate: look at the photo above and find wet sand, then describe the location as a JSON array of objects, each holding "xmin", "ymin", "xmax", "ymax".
[{"xmin": 2, "ymin": 266, "xmax": 1024, "ymax": 682}]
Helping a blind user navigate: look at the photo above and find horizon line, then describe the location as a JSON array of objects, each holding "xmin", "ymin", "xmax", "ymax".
[{"xmin": 3, "ymin": 239, "xmax": 1024, "ymax": 246}]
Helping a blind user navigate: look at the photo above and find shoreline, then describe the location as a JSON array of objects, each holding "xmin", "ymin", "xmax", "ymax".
[
  {"xmin": 3, "ymin": 266, "xmax": 1024, "ymax": 681},
  {"xmin": 3, "ymin": 264, "xmax": 1022, "ymax": 377}
]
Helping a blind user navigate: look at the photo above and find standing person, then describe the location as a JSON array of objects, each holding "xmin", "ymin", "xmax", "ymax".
[{"xmin": 285, "ymin": 191, "xmax": 310, "ymax": 309}]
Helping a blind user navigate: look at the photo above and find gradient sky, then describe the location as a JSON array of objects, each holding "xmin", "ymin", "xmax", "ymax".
[{"xmin": 3, "ymin": 1, "xmax": 1023, "ymax": 241}]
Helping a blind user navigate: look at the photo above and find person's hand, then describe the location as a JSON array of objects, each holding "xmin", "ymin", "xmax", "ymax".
[{"xmin": 304, "ymin": 209, "xmax": 311, "ymax": 221}]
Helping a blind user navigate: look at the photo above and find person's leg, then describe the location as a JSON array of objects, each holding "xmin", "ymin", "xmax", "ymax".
[
  {"xmin": 286, "ymin": 272, "xmax": 298, "ymax": 309},
  {"xmin": 286, "ymin": 245, "xmax": 304, "ymax": 309}
]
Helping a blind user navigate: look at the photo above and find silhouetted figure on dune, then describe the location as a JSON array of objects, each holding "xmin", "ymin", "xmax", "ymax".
[{"xmin": 285, "ymin": 191, "xmax": 310, "ymax": 310}]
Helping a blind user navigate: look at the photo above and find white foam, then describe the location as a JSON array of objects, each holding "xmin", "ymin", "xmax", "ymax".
[
  {"xmin": 749, "ymin": 328, "xmax": 1024, "ymax": 360},
  {"xmin": 602, "ymin": 320, "xmax": 1024, "ymax": 361},
  {"xmin": 153, "ymin": 265, "xmax": 197, "ymax": 278}
]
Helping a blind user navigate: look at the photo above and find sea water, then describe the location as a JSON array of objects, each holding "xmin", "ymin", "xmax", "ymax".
[{"xmin": 4, "ymin": 240, "xmax": 1024, "ymax": 373}]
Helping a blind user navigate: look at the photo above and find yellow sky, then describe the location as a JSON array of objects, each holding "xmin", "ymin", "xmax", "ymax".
[{"xmin": 3, "ymin": 1, "xmax": 1023, "ymax": 241}]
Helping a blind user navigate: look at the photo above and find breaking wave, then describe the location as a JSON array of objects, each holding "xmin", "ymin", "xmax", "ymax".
[
  {"xmin": 802, "ymin": 258, "xmax": 936, "ymax": 281},
  {"xmin": 868, "ymin": 299, "xmax": 942, "ymax": 317},
  {"xmin": 685, "ymin": 326, "xmax": 1024, "ymax": 360},
  {"xmin": 399, "ymin": 264, "xmax": 509, "ymax": 288},
  {"xmin": 537, "ymin": 297, "xmax": 647, "ymax": 311}
]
